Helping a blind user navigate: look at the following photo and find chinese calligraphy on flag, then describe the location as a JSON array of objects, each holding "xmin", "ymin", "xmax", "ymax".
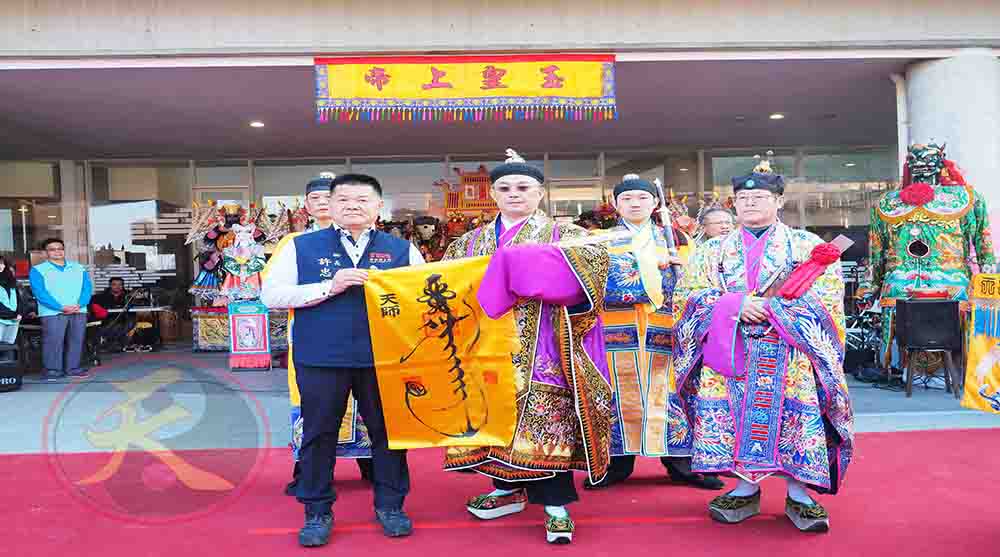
[
  {"xmin": 314, "ymin": 54, "xmax": 616, "ymax": 123},
  {"xmin": 963, "ymin": 275, "xmax": 1000, "ymax": 415},
  {"xmin": 364, "ymin": 256, "xmax": 519, "ymax": 449}
]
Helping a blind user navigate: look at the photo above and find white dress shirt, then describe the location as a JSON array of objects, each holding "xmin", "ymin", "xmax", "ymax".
[{"xmin": 260, "ymin": 225, "xmax": 425, "ymax": 310}]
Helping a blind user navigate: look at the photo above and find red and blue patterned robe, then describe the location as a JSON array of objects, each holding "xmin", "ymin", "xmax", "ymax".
[{"xmin": 672, "ymin": 222, "xmax": 854, "ymax": 493}]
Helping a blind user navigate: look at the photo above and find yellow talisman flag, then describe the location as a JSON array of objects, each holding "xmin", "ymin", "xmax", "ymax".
[
  {"xmin": 962, "ymin": 275, "xmax": 1000, "ymax": 414},
  {"xmin": 364, "ymin": 256, "xmax": 519, "ymax": 449}
]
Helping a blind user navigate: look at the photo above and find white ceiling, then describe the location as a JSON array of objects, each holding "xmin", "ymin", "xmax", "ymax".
[{"xmin": 0, "ymin": 58, "xmax": 905, "ymax": 160}]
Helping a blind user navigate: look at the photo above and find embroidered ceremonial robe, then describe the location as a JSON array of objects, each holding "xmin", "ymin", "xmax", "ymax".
[
  {"xmin": 672, "ymin": 222, "xmax": 854, "ymax": 493},
  {"xmin": 442, "ymin": 211, "xmax": 613, "ymax": 483},
  {"xmin": 603, "ymin": 220, "xmax": 692, "ymax": 457},
  {"xmin": 868, "ymin": 183, "xmax": 995, "ymax": 361}
]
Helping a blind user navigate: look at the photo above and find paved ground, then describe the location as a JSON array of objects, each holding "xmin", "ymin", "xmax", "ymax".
[{"xmin": 2, "ymin": 343, "xmax": 998, "ymax": 455}]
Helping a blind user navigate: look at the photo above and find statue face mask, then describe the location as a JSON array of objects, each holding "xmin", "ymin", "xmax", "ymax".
[
  {"xmin": 221, "ymin": 204, "xmax": 244, "ymax": 228},
  {"xmin": 415, "ymin": 223, "xmax": 437, "ymax": 240},
  {"xmin": 906, "ymin": 143, "xmax": 945, "ymax": 184}
]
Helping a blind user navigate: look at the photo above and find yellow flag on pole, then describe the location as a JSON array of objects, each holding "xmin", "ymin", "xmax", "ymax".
[
  {"xmin": 963, "ymin": 276, "xmax": 1000, "ymax": 414},
  {"xmin": 364, "ymin": 256, "xmax": 519, "ymax": 449}
]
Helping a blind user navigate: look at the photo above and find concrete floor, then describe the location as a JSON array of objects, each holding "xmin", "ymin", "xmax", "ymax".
[{"xmin": 3, "ymin": 344, "xmax": 998, "ymax": 455}]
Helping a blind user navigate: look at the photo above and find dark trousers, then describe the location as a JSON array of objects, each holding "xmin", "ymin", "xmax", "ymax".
[
  {"xmin": 607, "ymin": 454, "xmax": 688, "ymax": 481},
  {"xmin": 41, "ymin": 313, "xmax": 87, "ymax": 373},
  {"xmin": 494, "ymin": 472, "xmax": 578, "ymax": 506},
  {"xmin": 295, "ymin": 364, "xmax": 409, "ymax": 514},
  {"xmin": 100, "ymin": 316, "xmax": 131, "ymax": 350}
]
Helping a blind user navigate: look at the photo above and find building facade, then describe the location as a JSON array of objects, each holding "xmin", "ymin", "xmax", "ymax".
[{"xmin": 1, "ymin": 0, "xmax": 998, "ymax": 290}]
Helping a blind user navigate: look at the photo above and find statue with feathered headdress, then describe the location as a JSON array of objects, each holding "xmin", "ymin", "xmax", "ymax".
[{"xmin": 186, "ymin": 200, "xmax": 288, "ymax": 303}]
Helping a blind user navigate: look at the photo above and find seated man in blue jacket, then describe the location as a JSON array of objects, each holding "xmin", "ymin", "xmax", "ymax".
[{"xmin": 29, "ymin": 238, "xmax": 93, "ymax": 380}]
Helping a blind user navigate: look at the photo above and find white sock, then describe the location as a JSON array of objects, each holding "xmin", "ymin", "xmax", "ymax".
[
  {"xmin": 728, "ymin": 479, "xmax": 760, "ymax": 497},
  {"xmin": 785, "ymin": 478, "xmax": 815, "ymax": 505},
  {"xmin": 544, "ymin": 505, "xmax": 568, "ymax": 518},
  {"xmin": 489, "ymin": 488, "xmax": 516, "ymax": 497}
]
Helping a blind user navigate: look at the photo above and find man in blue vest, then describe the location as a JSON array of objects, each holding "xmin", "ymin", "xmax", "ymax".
[
  {"xmin": 263, "ymin": 173, "xmax": 374, "ymax": 496},
  {"xmin": 261, "ymin": 174, "xmax": 424, "ymax": 547},
  {"xmin": 29, "ymin": 238, "xmax": 93, "ymax": 380}
]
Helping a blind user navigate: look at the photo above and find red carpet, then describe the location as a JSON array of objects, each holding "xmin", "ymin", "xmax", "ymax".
[{"xmin": 7, "ymin": 429, "xmax": 999, "ymax": 556}]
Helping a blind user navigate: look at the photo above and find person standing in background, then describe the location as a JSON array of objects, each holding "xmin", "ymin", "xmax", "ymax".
[
  {"xmin": 29, "ymin": 238, "xmax": 93, "ymax": 380},
  {"xmin": 0, "ymin": 256, "xmax": 24, "ymax": 344}
]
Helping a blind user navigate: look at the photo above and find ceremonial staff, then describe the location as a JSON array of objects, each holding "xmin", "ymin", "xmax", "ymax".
[{"xmin": 653, "ymin": 178, "xmax": 682, "ymax": 275}]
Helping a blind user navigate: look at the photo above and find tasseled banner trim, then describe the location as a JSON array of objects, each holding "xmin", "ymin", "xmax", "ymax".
[
  {"xmin": 317, "ymin": 106, "xmax": 618, "ymax": 123},
  {"xmin": 229, "ymin": 353, "xmax": 271, "ymax": 371}
]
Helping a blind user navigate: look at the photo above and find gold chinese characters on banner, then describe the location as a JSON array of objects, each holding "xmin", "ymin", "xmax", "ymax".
[
  {"xmin": 963, "ymin": 274, "xmax": 1000, "ymax": 414},
  {"xmin": 364, "ymin": 256, "xmax": 519, "ymax": 449},
  {"xmin": 314, "ymin": 54, "xmax": 616, "ymax": 123}
]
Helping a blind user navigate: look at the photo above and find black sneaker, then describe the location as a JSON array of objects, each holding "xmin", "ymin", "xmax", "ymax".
[
  {"xmin": 41, "ymin": 370, "xmax": 66, "ymax": 381},
  {"xmin": 663, "ymin": 459, "xmax": 725, "ymax": 490},
  {"xmin": 298, "ymin": 511, "xmax": 333, "ymax": 547},
  {"xmin": 375, "ymin": 508, "xmax": 413, "ymax": 537},
  {"xmin": 583, "ymin": 473, "xmax": 624, "ymax": 490},
  {"xmin": 67, "ymin": 369, "xmax": 91, "ymax": 379}
]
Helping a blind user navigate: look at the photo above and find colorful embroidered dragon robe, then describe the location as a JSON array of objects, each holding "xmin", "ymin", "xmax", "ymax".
[
  {"xmin": 603, "ymin": 219, "xmax": 692, "ymax": 457},
  {"xmin": 868, "ymin": 182, "xmax": 995, "ymax": 360},
  {"xmin": 672, "ymin": 222, "xmax": 854, "ymax": 493},
  {"xmin": 442, "ymin": 211, "xmax": 613, "ymax": 483}
]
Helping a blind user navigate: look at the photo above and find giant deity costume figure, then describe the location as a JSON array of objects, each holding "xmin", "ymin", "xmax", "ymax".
[{"xmin": 867, "ymin": 143, "xmax": 995, "ymax": 363}]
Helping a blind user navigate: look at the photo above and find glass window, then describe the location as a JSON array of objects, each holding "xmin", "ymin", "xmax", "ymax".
[
  {"xmin": 548, "ymin": 154, "xmax": 599, "ymax": 179},
  {"xmin": 254, "ymin": 160, "xmax": 347, "ymax": 214},
  {"xmin": 193, "ymin": 188, "xmax": 248, "ymax": 207},
  {"xmin": 801, "ymin": 149, "xmax": 897, "ymax": 183},
  {"xmin": 0, "ymin": 209, "xmax": 13, "ymax": 252},
  {"xmin": 711, "ymin": 153, "xmax": 797, "ymax": 189},
  {"xmin": 0, "ymin": 162, "xmax": 60, "ymax": 262},
  {"xmin": 602, "ymin": 153, "xmax": 701, "ymax": 216},
  {"xmin": 195, "ymin": 161, "xmax": 249, "ymax": 187},
  {"xmin": 89, "ymin": 163, "xmax": 194, "ymax": 298},
  {"xmin": 546, "ymin": 154, "xmax": 602, "ymax": 218},
  {"xmin": 709, "ymin": 147, "xmax": 898, "ymax": 260},
  {"xmin": 604, "ymin": 153, "xmax": 663, "ymax": 182},
  {"xmin": 349, "ymin": 159, "xmax": 446, "ymax": 221},
  {"xmin": 548, "ymin": 178, "xmax": 604, "ymax": 219},
  {"xmin": 663, "ymin": 155, "xmax": 699, "ymax": 198}
]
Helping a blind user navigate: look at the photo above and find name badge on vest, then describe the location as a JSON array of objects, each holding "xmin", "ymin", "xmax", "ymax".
[{"xmin": 369, "ymin": 252, "xmax": 392, "ymax": 264}]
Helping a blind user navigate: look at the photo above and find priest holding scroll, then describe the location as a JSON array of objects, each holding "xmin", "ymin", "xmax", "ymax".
[{"xmin": 671, "ymin": 158, "xmax": 855, "ymax": 532}]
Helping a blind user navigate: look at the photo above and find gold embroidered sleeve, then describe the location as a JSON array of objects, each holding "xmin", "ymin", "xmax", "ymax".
[
  {"xmin": 867, "ymin": 206, "xmax": 888, "ymax": 295},
  {"xmin": 557, "ymin": 223, "xmax": 610, "ymax": 316},
  {"xmin": 969, "ymin": 190, "xmax": 996, "ymax": 267},
  {"xmin": 442, "ymin": 234, "xmax": 468, "ymax": 261},
  {"xmin": 672, "ymin": 238, "xmax": 720, "ymax": 317}
]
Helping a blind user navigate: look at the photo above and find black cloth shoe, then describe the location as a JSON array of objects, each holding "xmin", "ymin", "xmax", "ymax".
[
  {"xmin": 375, "ymin": 508, "xmax": 413, "ymax": 537},
  {"xmin": 357, "ymin": 458, "xmax": 373, "ymax": 483},
  {"xmin": 583, "ymin": 473, "xmax": 624, "ymax": 490},
  {"xmin": 67, "ymin": 369, "xmax": 91, "ymax": 379},
  {"xmin": 663, "ymin": 459, "xmax": 725, "ymax": 490},
  {"xmin": 298, "ymin": 511, "xmax": 333, "ymax": 547},
  {"xmin": 285, "ymin": 461, "xmax": 301, "ymax": 496}
]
